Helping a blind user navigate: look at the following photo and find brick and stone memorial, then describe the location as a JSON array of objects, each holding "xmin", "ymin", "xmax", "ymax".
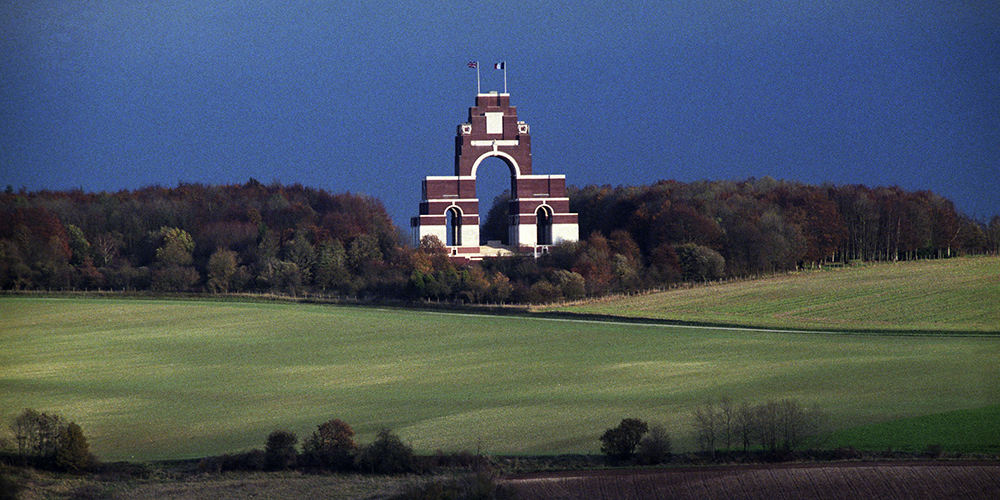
[{"xmin": 412, "ymin": 90, "xmax": 579, "ymax": 259}]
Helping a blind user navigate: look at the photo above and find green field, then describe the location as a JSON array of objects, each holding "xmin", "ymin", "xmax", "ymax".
[
  {"xmin": 549, "ymin": 256, "xmax": 1000, "ymax": 332},
  {"xmin": 2, "ymin": 295, "xmax": 998, "ymax": 461},
  {"xmin": 820, "ymin": 405, "xmax": 1000, "ymax": 454}
]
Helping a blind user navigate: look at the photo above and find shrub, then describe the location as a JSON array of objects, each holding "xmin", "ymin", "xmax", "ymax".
[
  {"xmin": 636, "ymin": 424, "xmax": 671, "ymax": 465},
  {"xmin": 55, "ymin": 422, "xmax": 92, "ymax": 471},
  {"xmin": 600, "ymin": 418, "xmax": 649, "ymax": 462},
  {"xmin": 264, "ymin": 429, "xmax": 298, "ymax": 470},
  {"xmin": 357, "ymin": 428, "xmax": 416, "ymax": 474},
  {"xmin": 301, "ymin": 419, "xmax": 358, "ymax": 471}
]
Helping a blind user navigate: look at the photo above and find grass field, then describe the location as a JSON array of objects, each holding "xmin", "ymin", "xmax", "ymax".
[
  {"xmin": 820, "ymin": 405, "xmax": 1000, "ymax": 454},
  {"xmin": 2, "ymin": 295, "xmax": 998, "ymax": 462},
  {"xmin": 548, "ymin": 256, "xmax": 1000, "ymax": 332}
]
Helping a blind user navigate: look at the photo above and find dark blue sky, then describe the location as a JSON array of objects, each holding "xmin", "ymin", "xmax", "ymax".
[{"xmin": 3, "ymin": 1, "xmax": 998, "ymax": 228}]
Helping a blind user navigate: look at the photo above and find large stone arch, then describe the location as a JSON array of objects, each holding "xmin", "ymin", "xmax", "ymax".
[{"xmin": 470, "ymin": 150, "xmax": 522, "ymax": 179}]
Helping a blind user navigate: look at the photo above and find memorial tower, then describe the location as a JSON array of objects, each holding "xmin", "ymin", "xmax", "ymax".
[{"xmin": 412, "ymin": 91, "xmax": 578, "ymax": 259}]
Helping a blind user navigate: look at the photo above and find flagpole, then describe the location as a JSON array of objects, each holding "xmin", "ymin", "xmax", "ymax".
[
  {"xmin": 503, "ymin": 61, "xmax": 507, "ymax": 93},
  {"xmin": 476, "ymin": 61, "xmax": 481, "ymax": 94}
]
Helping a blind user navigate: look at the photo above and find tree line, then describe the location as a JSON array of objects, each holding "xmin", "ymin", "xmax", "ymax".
[
  {"xmin": 1, "ymin": 178, "xmax": 996, "ymax": 302},
  {"xmin": 564, "ymin": 179, "xmax": 996, "ymax": 278},
  {"xmin": 3, "ymin": 400, "xmax": 819, "ymax": 475},
  {"xmin": 598, "ymin": 397, "xmax": 825, "ymax": 466}
]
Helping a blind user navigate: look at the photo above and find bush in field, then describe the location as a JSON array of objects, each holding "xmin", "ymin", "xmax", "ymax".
[
  {"xmin": 636, "ymin": 424, "xmax": 672, "ymax": 465},
  {"xmin": 357, "ymin": 428, "xmax": 416, "ymax": 474},
  {"xmin": 9, "ymin": 409, "xmax": 93, "ymax": 470},
  {"xmin": 264, "ymin": 429, "xmax": 298, "ymax": 470},
  {"xmin": 600, "ymin": 418, "xmax": 649, "ymax": 462},
  {"xmin": 55, "ymin": 422, "xmax": 91, "ymax": 471},
  {"xmin": 301, "ymin": 419, "xmax": 358, "ymax": 471}
]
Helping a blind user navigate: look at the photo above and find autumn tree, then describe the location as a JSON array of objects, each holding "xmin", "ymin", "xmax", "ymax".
[
  {"xmin": 549, "ymin": 269, "xmax": 586, "ymax": 300},
  {"xmin": 315, "ymin": 239, "xmax": 349, "ymax": 291},
  {"xmin": 571, "ymin": 231, "xmax": 614, "ymax": 295},
  {"xmin": 65, "ymin": 224, "xmax": 92, "ymax": 266},
  {"xmin": 206, "ymin": 249, "xmax": 238, "ymax": 293},
  {"xmin": 675, "ymin": 243, "xmax": 725, "ymax": 281},
  {"xmin": 487, "ymin": 270, "xmax": 513, "ymax": 303},
  {"xmin": 347, "ymin": 234, "xmax": 384, "ymax": 289},
  {"xmin": 55, "ymin": 422, "xmax": 91, "ymax": 471},
  {"xmin": 151, "ymin": 226, "xmax": 200, "ymax": 291},
  {"xmin": 154, "ymin": 226, "xmax": 194, "ymax": 267},
  {"xmin": 301, "ymin": 419, "xmax": 358, "ymax": 470},
  {"xmin": 283, "ymin": 231, "xmax": 316, "ymax": 285}
]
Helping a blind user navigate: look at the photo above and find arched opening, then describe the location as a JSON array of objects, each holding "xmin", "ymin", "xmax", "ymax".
[
  {"xmin": 536, "ymin": 205, "xmax": 553, "ymax": 246},
  {"xmin": 477, "ymin": 157, "xmax": 514, "ymax": 245},
  {"xmin": 446, "ymin": 206, "xmax": 462, "ymax": 246}
]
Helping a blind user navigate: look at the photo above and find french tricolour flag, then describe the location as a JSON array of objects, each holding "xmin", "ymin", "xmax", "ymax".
[{"xmin": 494, "ymin": 62, "xmax": 505, "ymax": 70}]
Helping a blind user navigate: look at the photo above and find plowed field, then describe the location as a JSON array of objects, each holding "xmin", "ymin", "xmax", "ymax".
[{"xmin": 505, "ymin": 461, "xmax": 1000, "ymax": 500}]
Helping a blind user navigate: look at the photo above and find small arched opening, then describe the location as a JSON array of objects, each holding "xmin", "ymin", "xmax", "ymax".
[
  {"xmin": 536, "ymin": 205, "xmax": 553, "ymax": 246},
  {"xmin": 446, "ymin": 206, "xmax": 462, "ymax": 246}
]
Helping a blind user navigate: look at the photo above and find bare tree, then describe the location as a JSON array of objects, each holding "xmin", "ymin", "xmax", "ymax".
[
  {"xmin": 636, "ymin": 424, "xmax": 672, "ymax": 465},
  {"xmin": 11, "ymin": 409, "xmax": 64, "ymax": 458},
  {"xmin": 736, "ymin": 401, "xmax": 755, "ymax": 453},
  {"xmin": 719, "ymin": 396, "xmax": 736, "ymax": 451},
  {"xmin": 693, "ymin": 401, "xmax": 718, "ymax": 455}
]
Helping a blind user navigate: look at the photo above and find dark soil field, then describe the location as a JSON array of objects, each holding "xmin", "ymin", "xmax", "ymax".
[
  {"xmin": 503, "ymin": 461, "xmax": 1000, "ymax": 500},
  {"xmin": 7, "ymin": 460, "xmax": 999, "ymax": 499}
]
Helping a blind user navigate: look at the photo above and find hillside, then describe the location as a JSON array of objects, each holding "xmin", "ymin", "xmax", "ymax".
[
  {"xmin": 546, "ymin": 256, "xmax": 1000, "ymax": 333},
  {"xmin": 3, "ymin": 296, "xmax": 999, "ymax": 461}
]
